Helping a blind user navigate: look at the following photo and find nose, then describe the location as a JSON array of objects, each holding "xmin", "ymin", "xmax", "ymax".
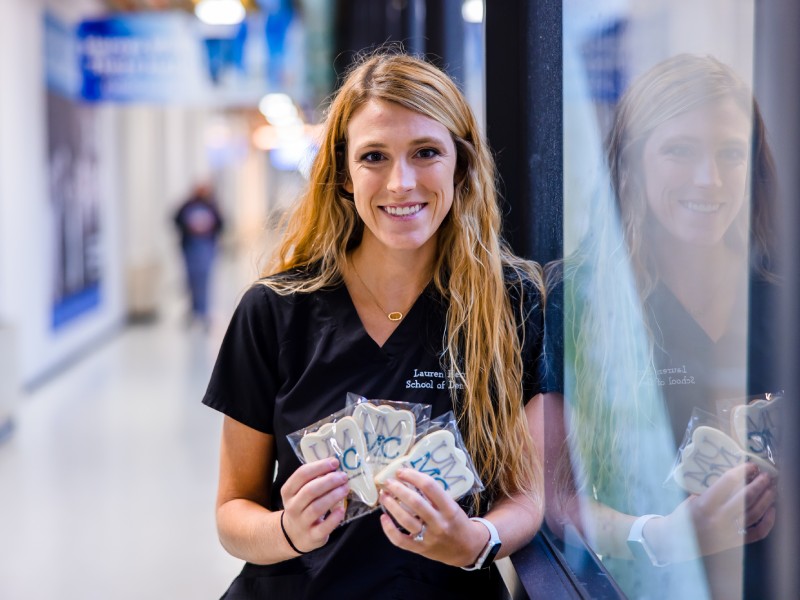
[
  {"xmin": 693, "ymin": 153, "xmax": 723, "ymax": 188},
  {"xmin": 387, "ymin": 159, "xmax": 416, "ymax": 194}
]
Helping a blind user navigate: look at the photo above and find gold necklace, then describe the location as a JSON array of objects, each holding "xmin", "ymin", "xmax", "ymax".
[{"xmin": 349, "ymin": 257, "xmax": 419, "ymax": 322}]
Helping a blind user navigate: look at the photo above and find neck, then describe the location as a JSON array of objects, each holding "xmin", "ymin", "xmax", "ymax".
[{"xmin": 348, "ymin": 243, "xmax": 435, "ymax": 320}]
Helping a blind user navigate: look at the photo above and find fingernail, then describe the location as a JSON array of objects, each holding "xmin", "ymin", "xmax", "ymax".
[{"xmin": 329, "ymin": 458, "xmax": 340, "ymax": 469}]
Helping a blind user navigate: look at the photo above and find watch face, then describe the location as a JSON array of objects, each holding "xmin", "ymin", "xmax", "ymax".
[{"xmin": 481, "ymin": 542, "xmax": 502, "ymax": 569}]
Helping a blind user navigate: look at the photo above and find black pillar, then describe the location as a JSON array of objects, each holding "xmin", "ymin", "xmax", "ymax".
[
  {"xmin": 485, "ymin": 0, "xmax": 562, "ymax": 264},
  {"xmin": 754, "ymin": 3, "xmax": 800, "ymax": 598}
]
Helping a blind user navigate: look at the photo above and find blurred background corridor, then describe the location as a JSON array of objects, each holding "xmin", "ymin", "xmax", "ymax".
[{"xmin": 0, "ymin": 249, "xmax": 255, "ymax": 599}]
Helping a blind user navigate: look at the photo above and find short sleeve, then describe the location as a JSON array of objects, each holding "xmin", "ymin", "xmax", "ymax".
[
  {"xmin": 202, "ymin": 284, "xmax": 281, "ymax": 434},
  {"xmin": 506, "ymin": 268, "xmax": 549, "ymax": 402}
]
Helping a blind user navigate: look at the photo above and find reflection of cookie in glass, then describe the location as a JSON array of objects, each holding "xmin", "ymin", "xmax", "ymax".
[
  {"xmin": 732, "ymin": 396, "xmax": 783, "ymax": 462},
  {"xmin": 673, "ymin": 425, "xmax": 777, "ymax": 495},
  {"xmin": 300, "ymin": 416, "xmax": 378, "ymax": 506}
]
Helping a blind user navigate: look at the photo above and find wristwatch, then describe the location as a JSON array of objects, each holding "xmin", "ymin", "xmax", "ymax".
[
  {"xmin": 461, "ymin": 517, "xmax": 502, "ymax": 571},
  {"xmin": 627, "ymin": 514, "xmax": 668, "ymax": 567}
]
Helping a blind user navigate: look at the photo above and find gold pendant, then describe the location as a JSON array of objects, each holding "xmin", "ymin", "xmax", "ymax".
[{"xmin": 387, "ymin": 311, "xmax": 403, "ymax": 322}]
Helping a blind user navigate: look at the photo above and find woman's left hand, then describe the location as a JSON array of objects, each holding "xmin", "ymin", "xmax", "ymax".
[{"xmin": 378, "ymin": 468, "xmax": 489, "ymax": 567}]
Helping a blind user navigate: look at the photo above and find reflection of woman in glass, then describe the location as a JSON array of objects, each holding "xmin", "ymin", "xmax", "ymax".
[{"xmin": 548, "ymin": 54, "xmax": 780, "ymax": 599}]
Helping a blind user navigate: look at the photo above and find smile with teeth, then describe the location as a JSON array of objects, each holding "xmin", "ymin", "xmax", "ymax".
[
  {"xmin": 383, "ymin": 203, "xmax": 425, "ymax": 216},
  {"xmin": 681, "ymin": 201, "xmax": 723, "ymax": 214}
]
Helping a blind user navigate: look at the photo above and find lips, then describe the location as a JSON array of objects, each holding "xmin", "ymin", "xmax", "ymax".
[{"xmin": 382, "ymin": 203, "xmax": 425, "ymax": 217}]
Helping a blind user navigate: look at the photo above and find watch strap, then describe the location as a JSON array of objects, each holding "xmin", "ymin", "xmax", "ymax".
[
  {"xmin": 461, "ymin": 517, "xmax": 502, "ymax": 571},
  {"xmin": 627, "ymin": 514, "xmax": 668, "ymax": 567}
]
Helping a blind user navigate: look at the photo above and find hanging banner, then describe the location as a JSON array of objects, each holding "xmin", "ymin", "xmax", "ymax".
[{"xmin": 76, "ymin": 12, "xmax": 269, "ymax": 105}]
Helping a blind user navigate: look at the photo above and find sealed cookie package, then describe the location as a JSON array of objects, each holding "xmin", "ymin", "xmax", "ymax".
[
  {"xmin": 666, "ymin": 406, "xmax": 778, "ymax": 496},
  {"xmin": 345, "ymin": 392, "xmax": 432, "ymax": 471},
  {"xmin": 287, "ymin": 405, "xmax": 381, "ymax": 524},
  {"xmin": 374, "ymin": 410, "xmax": 485, "ymax": 505},
  {"xmin": 719, "ymin": 391, "xmax": 784, "ymax": 467}
]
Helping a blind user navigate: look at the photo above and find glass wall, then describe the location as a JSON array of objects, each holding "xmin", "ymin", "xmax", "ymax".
[{"xmin": 552, "ymin": 1, "xmax": 783, "ymax": 598}]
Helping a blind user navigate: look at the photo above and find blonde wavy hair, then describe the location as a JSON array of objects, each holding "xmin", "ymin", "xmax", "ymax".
[{"xmin": 260, "ymin": 49, "xmax": 542, "ymax": 509}]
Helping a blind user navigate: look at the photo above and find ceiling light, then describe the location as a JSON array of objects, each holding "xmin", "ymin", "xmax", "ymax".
[
  {"xmin": 195, "ymin": 0, "xmax": 246, "ymax": 26},
  {"xmin": 462, "ymin": 0, "xmax": 484, "ymax": 24}
]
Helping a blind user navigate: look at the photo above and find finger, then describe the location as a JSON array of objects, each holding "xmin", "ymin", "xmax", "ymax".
[
  {"xmin": 379, "ymin": 512, "xmax": 419, "ymax": 552},
  {"xmin": 706, "ymin": 463, "xmax": 755, "ymax": 510},
  {"xmin": 282, "ymin": 458, "xmax": 341, "ymax": 500},
  {"xmin": 381, "ymin": 477, "xmax": 437, "ymax": 520},
  {"xmin": 302, "ymin": 478, "xmax": 350, "ymax": 524},
  {"xmin": 394, "ymin": 468, "xmax": 453, "ymax": 513},
  {"xmin": 743, "ymin": 475, "xmax": 777, "ymax": 527},
  {"xmin": 745, "ymin": 506, "xmax": 776, "ymax": 543},
  {"xmin": 310, "ymin": 503, "xmax": 347, "ymax": 539},
  {"xmin": 379, "ymin": 489, "xmax": 425, "ymax": 535}
]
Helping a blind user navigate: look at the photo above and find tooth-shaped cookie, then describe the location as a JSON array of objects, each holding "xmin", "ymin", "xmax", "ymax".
[
  {"xmin": 299, "ymin": 416, "xmax": 378, "ymax": 506},
  {"xmin": 673, "ymin": 426, "xmax": 778, "ymax": 495},
  {"xmin": 732, "ymin": 396, "xmax": 783, "ymax": 462},
  {"xmin": 352, "ymin": 403, "xmax": 416, "ymax": 468},
  {"xmin": 374, "ymin": 429, "xmax": 475, "ymax": 500}
]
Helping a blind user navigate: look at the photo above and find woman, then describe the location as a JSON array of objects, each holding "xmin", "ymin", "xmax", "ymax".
[
  {"xmin": 546, "ymin": 54, "xmax": 780, "ymax": 599},
  {"xmin": 202, "ymin": 51, "xmax": 549, "ymax": 599}
]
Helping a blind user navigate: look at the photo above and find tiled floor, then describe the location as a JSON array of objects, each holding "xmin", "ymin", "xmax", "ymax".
[{"xmin": 0, "ymin": 251, "xmax": 259, "ymax": 600}]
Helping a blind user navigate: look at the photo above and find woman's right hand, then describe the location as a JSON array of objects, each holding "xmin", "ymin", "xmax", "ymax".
[
  {"xmin": 279, "ymin": 457, "xmax": 350, "ymax": 554},
  {"xmin": 660, "ymin": 462, "xmax": 777, "ymax": 559}
]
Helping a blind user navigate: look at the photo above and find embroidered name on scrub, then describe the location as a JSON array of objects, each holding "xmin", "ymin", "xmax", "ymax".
[
  {"xmin": 352, "ymin": 403, "xmax": 416, "ymax": 467},
  {"xmin": 375, "ymin": 429, "xmax": 475, "ymax": 500},
  {"xmin": 300, "ymin": 416, "xmax": 379, "ymax": 505}
]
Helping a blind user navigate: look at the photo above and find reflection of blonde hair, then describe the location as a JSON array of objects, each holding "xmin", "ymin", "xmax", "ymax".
[
  {"xmin": 262, "ymin": 49, "xmax": 542, "ymax": 509},
  {"xmin": 562, "ymin": 54, "xmax": 779, "ymax": 510}
]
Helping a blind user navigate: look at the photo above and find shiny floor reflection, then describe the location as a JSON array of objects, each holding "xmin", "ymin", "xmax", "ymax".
[{"xmin": 0, "ymin": 252, "xmax": 256, "ymax": 600}]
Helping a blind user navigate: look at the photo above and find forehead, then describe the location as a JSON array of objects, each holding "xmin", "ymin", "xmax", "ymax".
[
  {"xmin": 346, "ymin": 99, "xmax": 452, "ymax": 144},
  {"xmin": 646, "ymin": 98, "xmax": 752, "ymax": 143}
]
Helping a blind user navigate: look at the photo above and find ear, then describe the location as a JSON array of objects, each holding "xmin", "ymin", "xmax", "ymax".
[{"xmin": 343, "ymin": 177, "xmax": 353, "ymax": 194}]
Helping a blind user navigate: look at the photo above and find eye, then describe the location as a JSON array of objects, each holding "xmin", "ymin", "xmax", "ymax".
[
  {"xmin": 717, "ymin": 146, "xmax": 747, "ymax": 164},
  {"xmin": 415, "ymin": 147, "xmax": 442, "ymax": 159},
  {"xmin": 662, "ymin": 144, "xmax": 697, "ymax": 160},
  {"xmin": 360, "ymin": 151, "xmax": 385, "ymax": 163}
]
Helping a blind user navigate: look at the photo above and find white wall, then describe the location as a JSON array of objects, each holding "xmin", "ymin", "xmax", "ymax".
[{"xmin": 0, "ymin": 0, "xmax": 126, "ymax": 388}]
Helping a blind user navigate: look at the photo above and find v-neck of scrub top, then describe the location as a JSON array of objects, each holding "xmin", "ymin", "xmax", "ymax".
[{"xmin": 330, "ymin": 281, "xmax": 435, "ymax": 357}]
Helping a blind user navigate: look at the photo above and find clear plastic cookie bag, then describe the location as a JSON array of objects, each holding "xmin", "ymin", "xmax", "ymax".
[
  {"xmin": 345, "ymin": 392, "xmax": 432, "ymax": 471},
  {"xmin": 666, "ymin": 404, "xmax": 779, "ymax": 496},
  {"xmin": 286, "ymin": 404, "xmax": 381, "ymax": 524},
  {"xmin": 373, "ymin": 410, "xmax": 485, "ymax": 508},
  {"xmin": 719, "ymin": 390, "xmax": 784, "ymax": 467}
]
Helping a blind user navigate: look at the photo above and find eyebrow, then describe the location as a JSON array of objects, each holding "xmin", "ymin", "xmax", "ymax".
[{"xmin": 353, "ymin": 136, "xmax": 450, "ymax": 150}]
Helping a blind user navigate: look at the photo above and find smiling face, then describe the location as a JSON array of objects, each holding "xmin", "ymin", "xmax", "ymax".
[
  {"xmin": 640, "ymin": 98, "xmax": 752, "ymax": 248},
  {"xmin": 344, "ymin": 99, "xmax": 457, "ymax": 256}
]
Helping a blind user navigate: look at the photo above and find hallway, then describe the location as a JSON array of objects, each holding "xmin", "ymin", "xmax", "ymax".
[{"xmin": 0, "ymin": 250, "xmax": 259, "ymax": 599}]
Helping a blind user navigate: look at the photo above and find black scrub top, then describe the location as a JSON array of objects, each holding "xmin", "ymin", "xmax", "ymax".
[
  {"xmin": 203, "ymin": 267, "xmax": 548, "ymax": 600},
  {"xmin": 647, "ymin": 275, "xmax": 781, "ymax": 447}
]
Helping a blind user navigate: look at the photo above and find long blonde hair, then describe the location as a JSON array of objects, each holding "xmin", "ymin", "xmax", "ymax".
[{"xmin": 262, "ymin": 49, "xmax": 542, "ymax": 508}]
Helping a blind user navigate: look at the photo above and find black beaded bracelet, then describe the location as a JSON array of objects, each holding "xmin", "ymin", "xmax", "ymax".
[{"xmin": 280, "ymin": 510, "xmax": 309, "ymax": 555}]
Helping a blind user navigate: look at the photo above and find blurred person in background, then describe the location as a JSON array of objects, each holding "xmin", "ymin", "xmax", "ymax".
[{"xmin": 173, "ymin": 180, "xmax": 224, "ymax": 329}]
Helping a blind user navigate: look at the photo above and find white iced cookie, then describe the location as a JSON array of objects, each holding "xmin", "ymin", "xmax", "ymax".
[
  {"xmin": 732, "ymin": 396, "xmax": 783, "ymax": 462},
  {"xmin": 300, "ymin": 416, "xmax": 378, "ymax": 506},
  {"xmin": 352, "ymin": 403, "xmax": 416, "ymax": 468},
  {"xmin": 673, "ymin": 425, "xmax": 778, "ymax": 496},
  {"xmin": 374, "ymin": 429, "xmax": 475, "ymax": 500}
]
